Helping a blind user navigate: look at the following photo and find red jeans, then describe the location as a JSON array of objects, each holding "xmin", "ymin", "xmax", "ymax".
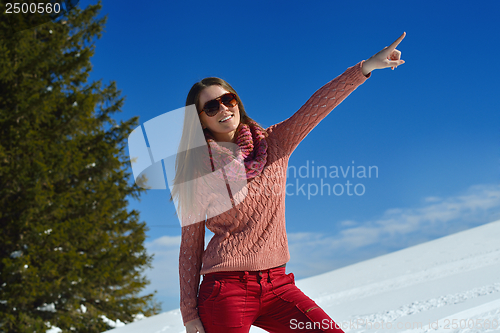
[{"xmin": 198, "ymin": 266, "xmax": 344, "ymax": 332}]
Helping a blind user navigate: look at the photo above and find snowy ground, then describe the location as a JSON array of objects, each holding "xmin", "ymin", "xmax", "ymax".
[{"xmin": 103, "ymin": 220, "xmax": 500, "ymax": 333}]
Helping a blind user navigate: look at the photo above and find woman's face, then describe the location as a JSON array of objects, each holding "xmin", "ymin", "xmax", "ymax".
[{"xmin": 198, "ymin": 85, "xmax": 241, "ymax": 142}]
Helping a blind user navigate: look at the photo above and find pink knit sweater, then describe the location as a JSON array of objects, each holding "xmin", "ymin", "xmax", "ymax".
[{"xmin": 179, "ymin": 61, "xmax": 370, "ymax": 325}]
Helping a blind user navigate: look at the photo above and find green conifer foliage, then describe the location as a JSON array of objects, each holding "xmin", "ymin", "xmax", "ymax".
[{"xmin": 0, "ymin": 2, "xmax": 160, "ymax": 332}]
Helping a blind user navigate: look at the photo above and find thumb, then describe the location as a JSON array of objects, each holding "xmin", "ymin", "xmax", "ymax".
[{"xmin": 390, "ymin": 60, "xmax": 405, "ymax": 70}]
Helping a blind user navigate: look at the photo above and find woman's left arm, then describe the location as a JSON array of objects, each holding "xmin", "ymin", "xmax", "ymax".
[{"xmin": 269, "ymin": 32, "xmax": 406, "ymax": 155}]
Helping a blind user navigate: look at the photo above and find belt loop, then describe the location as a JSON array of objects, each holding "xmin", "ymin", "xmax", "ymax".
[{"xmin": 242, "ymin": 271, "xmax": 249, "ymax": 283}]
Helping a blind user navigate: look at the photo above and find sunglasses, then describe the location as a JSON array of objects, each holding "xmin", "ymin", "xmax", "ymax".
[{"xmin": 199, "ymin": 92, "xmax": 238, "ymax": 117}]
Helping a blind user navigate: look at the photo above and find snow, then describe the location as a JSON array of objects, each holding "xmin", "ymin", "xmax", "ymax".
[
  {"xmin": 46, "ymin": 326, "xmax": 62, "ymax": 333},
  {"xmin": 102, "ymin": 220, "xmax": 500, "ymax": 333},
  {"xmin": 37, "ymin": 303, "xmax": 56, "ymax": 312},
  {"xmin": 101, "ymin": 315, "xmax": 126, "ymax": 328}
]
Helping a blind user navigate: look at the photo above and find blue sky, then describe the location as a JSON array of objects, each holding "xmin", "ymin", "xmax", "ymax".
[{"xmin": 76, "ymin": 0, "xmax": 500, "ymax": 313}]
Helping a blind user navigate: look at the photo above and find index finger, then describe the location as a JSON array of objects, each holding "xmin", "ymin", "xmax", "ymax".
[{"xmin": 388, "ymin": 32, "xmax": 406, "ymax": 51}]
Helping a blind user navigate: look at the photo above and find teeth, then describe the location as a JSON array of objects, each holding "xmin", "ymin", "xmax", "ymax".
[{"xmin": 219, "ymin": 115, "xmax": 232, "ymax": 122}]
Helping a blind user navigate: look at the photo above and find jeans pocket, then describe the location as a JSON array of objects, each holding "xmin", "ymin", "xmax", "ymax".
[
  {"xmin": 211, "ymin": 280, "xmax": 246, "ymax": 327},
  {"xmin": 198, "ymin": 279, "xmax": 221, "ymax": 305},
  {"xmin": 271, "ymin": 272, "xmax": 297, "ymax": 302}
]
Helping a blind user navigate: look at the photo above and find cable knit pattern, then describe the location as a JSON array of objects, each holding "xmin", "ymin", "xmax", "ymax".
[{"xmin": 179, "ymin": 61, "xmax": 371, "ymax": 325}]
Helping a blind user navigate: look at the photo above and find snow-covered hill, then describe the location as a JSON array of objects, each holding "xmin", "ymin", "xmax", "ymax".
[{"xmin": 103, "ymin": 220, "xmax": 500, "ymax": 333}]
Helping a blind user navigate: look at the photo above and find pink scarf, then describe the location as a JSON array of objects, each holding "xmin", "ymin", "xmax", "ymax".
[{"xmin": 203, "ymin": 121, "xmax": 268, "ymax": 181}]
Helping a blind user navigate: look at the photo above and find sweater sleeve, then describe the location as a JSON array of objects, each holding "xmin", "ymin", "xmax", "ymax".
[
  {"xmin": 269, "ymin": 61, "xmax": 370, "ymax": 154},
  {"xmin": 179, "ymin": 219, "xmax": 205, "ymax": 325},
  {"xmin": 178, "ymin": 148, "xmax": 234, "ymax": 325}
]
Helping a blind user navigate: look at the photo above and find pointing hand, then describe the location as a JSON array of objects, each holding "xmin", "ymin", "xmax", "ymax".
[{"xmin": 362, "ymin": 32, "xmax": 406, "ymax": 76}]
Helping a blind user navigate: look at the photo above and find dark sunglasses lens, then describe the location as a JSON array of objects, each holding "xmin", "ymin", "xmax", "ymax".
[
  {"xmin": 221, "ymin": 94, "xmax": 237, "ymax": 107},
  {"xmin": 203, "ymin": 101, "xmax": 220, "ymax": 116}
]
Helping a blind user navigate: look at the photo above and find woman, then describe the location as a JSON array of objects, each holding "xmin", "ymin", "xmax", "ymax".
[{"xmin": 173, "ymin": 32, "xmax": 406, "ymax": 333}]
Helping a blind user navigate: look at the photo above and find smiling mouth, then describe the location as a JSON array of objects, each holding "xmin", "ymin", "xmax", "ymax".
[{"xmin": 219, "ymin": 115, "xmax": 233, "ymax": 123}]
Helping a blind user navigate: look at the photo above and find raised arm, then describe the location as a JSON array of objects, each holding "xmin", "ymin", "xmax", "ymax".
[
  {"xmin": 269, "ymin": 61, "xmax": 370, "ymax": 154},
  {"xmin": 269, "ymin": 32, "xmax": 406, "ymax": 155}
]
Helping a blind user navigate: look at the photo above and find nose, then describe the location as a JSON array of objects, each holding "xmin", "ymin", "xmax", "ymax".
[{"xmin": 219, "ymin": 101, "xmax": 229, "ymax": 111}]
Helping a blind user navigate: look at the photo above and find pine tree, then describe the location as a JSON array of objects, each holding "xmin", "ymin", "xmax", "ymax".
[{"xmin": 0, "ymin": 2, "xmax": 160, "ymax": 332}]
